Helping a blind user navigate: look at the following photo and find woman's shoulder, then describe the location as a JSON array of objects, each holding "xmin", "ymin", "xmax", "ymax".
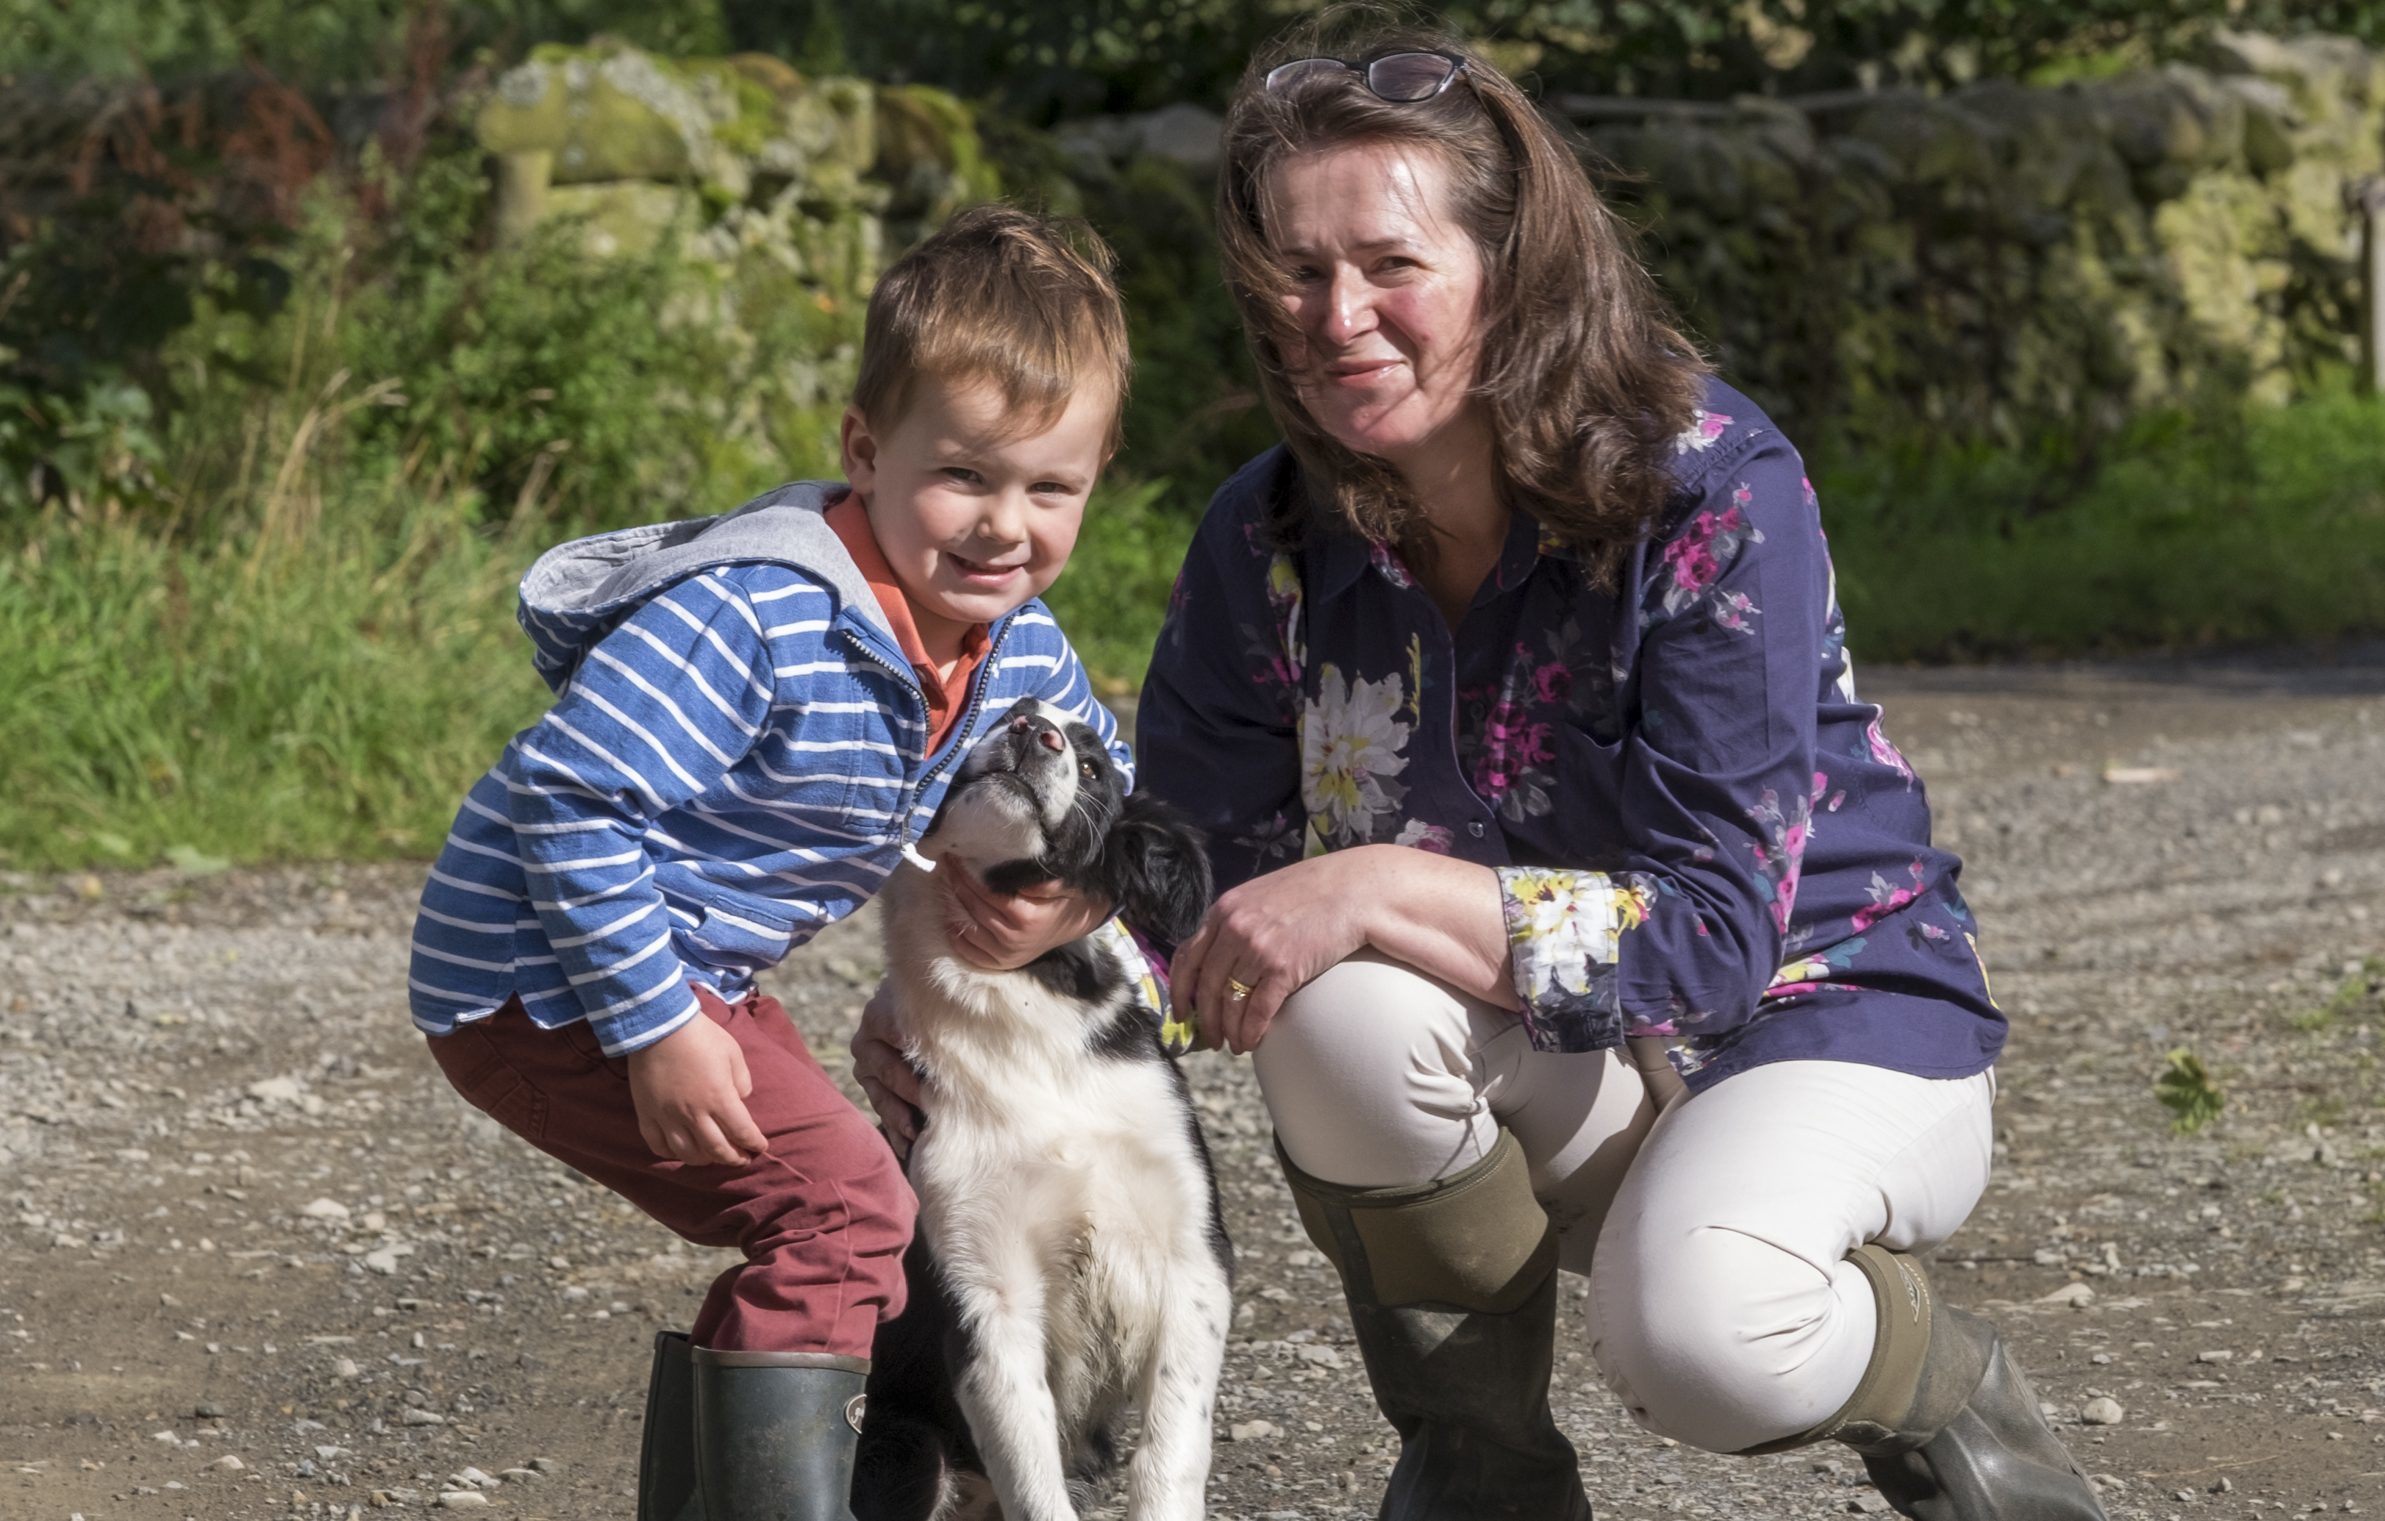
[
  {"xmin": 1663, "ymin": 375, "xmax": 1792, "ymax": 489},
  {"xmin": 1201, "ymin": 445, "xmax": 1297, "ymax": 529}
]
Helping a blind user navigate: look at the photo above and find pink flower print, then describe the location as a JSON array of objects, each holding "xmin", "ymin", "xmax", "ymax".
[
  {"xmin": 1851, "ymin": 861, "xmax": 1927, "ymax": 933},
  {"xmin": 1744, "ymin": 786, "xmax": 1813, "ymax": 937},
  {"xmin": 1471, "ymin": 700, "xmax": 1537, "ymax": 797},
  {"xmin": 1393, "ymin": 819, "xmax": 1455, "ymax": 854},
  {"xmin": 1664, "ymin": 536, "xmax": 1719, "ymax": 594},
  {"xmin": 1657, "ymin": 497, "xmax": 1764, "ymax": 630},
  {"xmin": 1865, "ymin": 713, "xmax": 1916, "ymax": 786},
  {"xmin": 1661, "ymin": 503, "xmax": 1743, "ymax": 595},
  {"xmin": 1368, "ymin": 538, "xmax": 1415, "ymax": 589},
  {"xmin": 1674, "ymin": 408, "xmax": 1733, "ymax": 454},
  {"xmin": 1531, "ymin": 658, "xmax": 1574, "ymax": 706}
]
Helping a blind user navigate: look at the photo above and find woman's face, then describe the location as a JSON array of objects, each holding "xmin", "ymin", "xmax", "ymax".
[{"xmin": 1266, "ymin": 140, "xmax": 1489, "ymax": 482}]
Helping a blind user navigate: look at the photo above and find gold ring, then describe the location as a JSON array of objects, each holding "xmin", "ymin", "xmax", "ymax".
[{"xmin": 1226, "ymin": 977, "xmax": 1255, "ymax": 1001}]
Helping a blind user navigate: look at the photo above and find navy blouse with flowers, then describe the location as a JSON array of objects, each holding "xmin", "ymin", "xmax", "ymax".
[{"xmin": 1136, "ymin": 378, "xmax": 2003, "ymax": 1092}]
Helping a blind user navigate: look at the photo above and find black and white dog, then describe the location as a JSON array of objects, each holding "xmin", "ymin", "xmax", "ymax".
[{"xmin": 855, "ymin": 698, "xmax": 1233, "ymax": 1521}]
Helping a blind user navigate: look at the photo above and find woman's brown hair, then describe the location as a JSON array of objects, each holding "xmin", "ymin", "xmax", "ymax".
[{"xmin": 1216, "ymin": 6, "xmax": 1708, "ymax": 579}]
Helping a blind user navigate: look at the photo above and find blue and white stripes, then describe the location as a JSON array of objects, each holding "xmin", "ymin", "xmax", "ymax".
[{"xmin": 410, "ymin": 545, "xmax": 1125, "ymax": 1057}]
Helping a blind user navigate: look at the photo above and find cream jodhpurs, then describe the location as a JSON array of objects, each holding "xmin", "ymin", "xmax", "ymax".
[{"xmin": 1253, "ymin": 954, "xmax": 1996, "ymax": 1455}]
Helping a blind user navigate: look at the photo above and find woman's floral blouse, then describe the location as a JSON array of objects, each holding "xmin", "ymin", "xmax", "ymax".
[{"xmin": 1137, "ymin": 379, "xmax": 2002, "ymax": 1092}]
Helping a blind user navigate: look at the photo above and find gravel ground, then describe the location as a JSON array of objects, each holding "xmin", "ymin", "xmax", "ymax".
[{"xmin": 5, "ymin": 650, "xmax": 2384, "ymax": 1520}]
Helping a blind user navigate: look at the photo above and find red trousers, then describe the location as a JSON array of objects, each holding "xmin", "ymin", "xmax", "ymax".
[{"xmin": 426, "ymin": 988, "xmax": 913, "ymax": 1358}]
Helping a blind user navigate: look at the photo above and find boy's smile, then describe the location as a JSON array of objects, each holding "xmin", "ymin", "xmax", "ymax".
[{"xmin": 841, "ymin": 376, "xmax": 1114, "ymax": 669}]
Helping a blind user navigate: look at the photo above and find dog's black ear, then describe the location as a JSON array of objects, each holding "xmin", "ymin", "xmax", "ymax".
[{"xmin": 1100, "ymin": 792, "xmax": 1212, "ymax": 947}]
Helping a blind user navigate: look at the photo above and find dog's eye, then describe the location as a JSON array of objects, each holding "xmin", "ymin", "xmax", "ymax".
[{"xmin": 1079, "ymin": 760, "xmax": 1097, "ymax": 780}]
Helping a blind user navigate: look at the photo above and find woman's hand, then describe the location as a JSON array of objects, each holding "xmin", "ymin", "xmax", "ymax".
[
  {"xmin": 940, "ymin": 862, "xmax": 1112, "ymax": 971},
  {"xmin": 1175, "ymin": 845, "xmax": 1518, "ymax": 1054},
  {"xmin": 1172, "ymin": 848, "xmax": 1383, "ymax": 1054},
  {"xmin": 626, "ymin": 1012, "xmax": 768, "ymax": 1166},
  {"xmin": 850, "ymin": 981, "xmax": 924, "ymax": 1159}
]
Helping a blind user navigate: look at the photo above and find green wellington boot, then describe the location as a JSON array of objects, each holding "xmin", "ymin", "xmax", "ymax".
[
  {"xmin": 689, "ymin": 1345, "xmax": 870, "ymax": 1521},
  {"xmin": 639, "ymin": 1332, "xmax": 704, "ymax": 1521},
  {"xmin": 1278, "ymin": 1131, "xmax": 1593, "ymax": 1521},
  {"xmin": 1749, "ymin": 1245, "xmax": 2111, "ymax": 1521}
]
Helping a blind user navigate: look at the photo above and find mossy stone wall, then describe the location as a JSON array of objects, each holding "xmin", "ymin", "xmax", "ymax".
[
  {"xmin": 1581, "ymin": 30, "xmax": 2384, "ymax": 442},
  {"xmin": 478, "ymin": 32, "xmax": 2382, "ymax": 454}
]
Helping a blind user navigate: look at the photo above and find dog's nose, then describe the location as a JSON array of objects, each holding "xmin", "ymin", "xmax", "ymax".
[{"xmin": 1008, "ymin": 708, "xmax": 1065, "ymax": 754}]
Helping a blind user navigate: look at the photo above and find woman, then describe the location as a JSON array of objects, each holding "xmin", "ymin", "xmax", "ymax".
[{"xmin": 858, "ymin": 15, "xmax": 2108, "ymax": 1521}]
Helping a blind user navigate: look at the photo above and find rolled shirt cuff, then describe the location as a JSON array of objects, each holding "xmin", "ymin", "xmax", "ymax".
[{"xmin": 1493, "ymin": 865, "xmax": 1655, "ymax": 1054}]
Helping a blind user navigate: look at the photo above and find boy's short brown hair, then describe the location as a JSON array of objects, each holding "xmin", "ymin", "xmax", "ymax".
[{"xmin": 852, "ymin": 204, "xmax": 1132, "ymax": 456}]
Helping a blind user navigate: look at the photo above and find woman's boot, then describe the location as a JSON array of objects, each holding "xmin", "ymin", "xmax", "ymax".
[
  {"xmin": 1749, "ymin": 1245, "xmax": 2110, "ymax": 1520},
  {"xmin": 1278, "ymin": 1130, "xmax": 1593, "ymax": 1521},
  {"xmin": 690, "ymin": 1345, "xmax": 870, "ymax": 1521},
  {"xmin": 639, "ymin": 1331, "xmax": 703, "ymax": 1521}
]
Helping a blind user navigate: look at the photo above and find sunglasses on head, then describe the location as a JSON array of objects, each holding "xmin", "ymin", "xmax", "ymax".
[{"xmin": 1262, "ymin": 49, "xmax": 1469, "ymax": 103}]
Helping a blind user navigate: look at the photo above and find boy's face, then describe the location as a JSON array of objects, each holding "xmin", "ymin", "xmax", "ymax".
[{"xmin": 841, "ymin": 375, "xmax": 1113, "ymax": 660}]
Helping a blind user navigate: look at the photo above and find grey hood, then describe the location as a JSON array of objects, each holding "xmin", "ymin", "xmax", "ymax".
[{"xmin": 514, "ymin": 481, "xmax": 895, "ymax": 694}]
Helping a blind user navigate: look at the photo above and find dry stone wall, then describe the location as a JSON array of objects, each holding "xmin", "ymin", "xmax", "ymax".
[{"xmin": 1573, "ymin": 29, "xmax": 2384, "ymax": 441}]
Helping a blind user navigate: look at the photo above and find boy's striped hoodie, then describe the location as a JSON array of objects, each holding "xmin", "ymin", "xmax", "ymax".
[{"xmin": 407, "ymin": 482, "xmax": 1130, "ymax": 1057}]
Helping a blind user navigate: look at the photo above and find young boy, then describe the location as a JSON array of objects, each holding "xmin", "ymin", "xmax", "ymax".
[{"xmin": 407, "ymin": 204, "xmax": 1133, "ymax": 1520}]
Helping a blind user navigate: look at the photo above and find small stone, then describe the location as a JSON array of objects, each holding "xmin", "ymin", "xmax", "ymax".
[
  {"xmin": 2080, "ymin": 1397, "xmax": 2125, "ymax": 1426},
  {"xmin": 2039, "ymin": 1282, "xmax": 2095, "ymax": 1308},
  {"xmin": 1228, "ymin": 1419, "xmax": 1280, "ymax": 1442},
  {"xmin": 400, "ymin": 1407, "xmax": 446, "ymax": 1426},
  {"xmin": 364, "ymin": 1249, "xmax": 400, "ymax": 1275},
  {"xmin": 2195, "ymin": 1348, "xmax": 2233, "ymax": 1363},
  {"xmin": 333, "ymin": 1358, "xmax": 360, "ymax": 1379},
  {"xmin": 302, "ymin": 1198, "xmax": 352, "ymax": 1222},
  {"xmin": 436, "ymin": 1493, "xmax": 491, "ymax": 1509},
  {"xmin": 247, "ymin": 1077, "xmax": 303, "ymax": 1104},
  {"xmin": 1848, "ymin": 1496, "xmax": 1893, "ymax": 1514},
  {"xmin": 526, "ymin": 1457, "xmax": 560, "ymax": 1474},
  {"xmin": 454, "ymin": 1466, "xmax": 498, "ymax": 1489},
  {"xmin": 499, "ymin": 1468, "xmax": 544, "ymax": 1484},
  {"xmin": 207, "ymin": 1455, "xmax": 245, "ymax": 1472}
]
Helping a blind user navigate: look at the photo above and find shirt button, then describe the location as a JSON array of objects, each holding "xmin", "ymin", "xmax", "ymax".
[{"xmin": 1467, "ymin": 821, "xmax": 1487, "ymax": 838}]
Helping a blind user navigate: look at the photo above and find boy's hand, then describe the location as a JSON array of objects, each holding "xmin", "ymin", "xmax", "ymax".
[
  {"xmin": 851, "ymin": 981, "xmax": 925, "ymax": 1160},
  {"xmin": 941, "ymin": 862, "xmax": 1111, "ymax": 970},
  {"xmin": 626, "ymin": 1013, "xmax": 769, "ymax": 1166}
]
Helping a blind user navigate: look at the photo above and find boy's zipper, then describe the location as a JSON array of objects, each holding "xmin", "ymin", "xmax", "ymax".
[{"xmin": 835, "ymin": 612, "xmax": 1020, "ymax": 851}]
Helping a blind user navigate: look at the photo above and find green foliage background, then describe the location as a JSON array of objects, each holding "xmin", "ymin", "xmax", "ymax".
[{"xmin": 16, "ymin": 1, "xmax": 2381, "ymax": 102}]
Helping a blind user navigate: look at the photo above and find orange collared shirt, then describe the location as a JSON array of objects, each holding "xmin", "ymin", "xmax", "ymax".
[{"xmin": 826, "ymin": 494, "xmax": 991, "ymax": 754}]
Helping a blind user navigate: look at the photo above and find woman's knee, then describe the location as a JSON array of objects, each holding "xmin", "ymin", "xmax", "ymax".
[
  {"xmin": 1253, "ymin": 955, "xmax": 1486, "ymax": 1185},
  {"xmin": 1585, "ymin": 1222, "xmax": 1863, "ymax": 1453}
]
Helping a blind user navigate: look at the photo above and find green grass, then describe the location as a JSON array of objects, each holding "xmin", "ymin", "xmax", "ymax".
[
  {"xmin": 1824, "ymin": 386, "xmax": 2385, "ymax": 660},
  {"xmin": 9, "ymin": 384, "xmax": 2385, "ymax": 873},
  {"xmin": 0, "ymin": 503, "xmax": 550, "ymax": 871}
]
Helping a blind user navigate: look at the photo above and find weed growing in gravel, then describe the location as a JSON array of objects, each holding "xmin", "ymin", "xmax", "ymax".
[{"xmin": 2156, "ymin": 1047, "xmax": 2227, "ymax": 1136}]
